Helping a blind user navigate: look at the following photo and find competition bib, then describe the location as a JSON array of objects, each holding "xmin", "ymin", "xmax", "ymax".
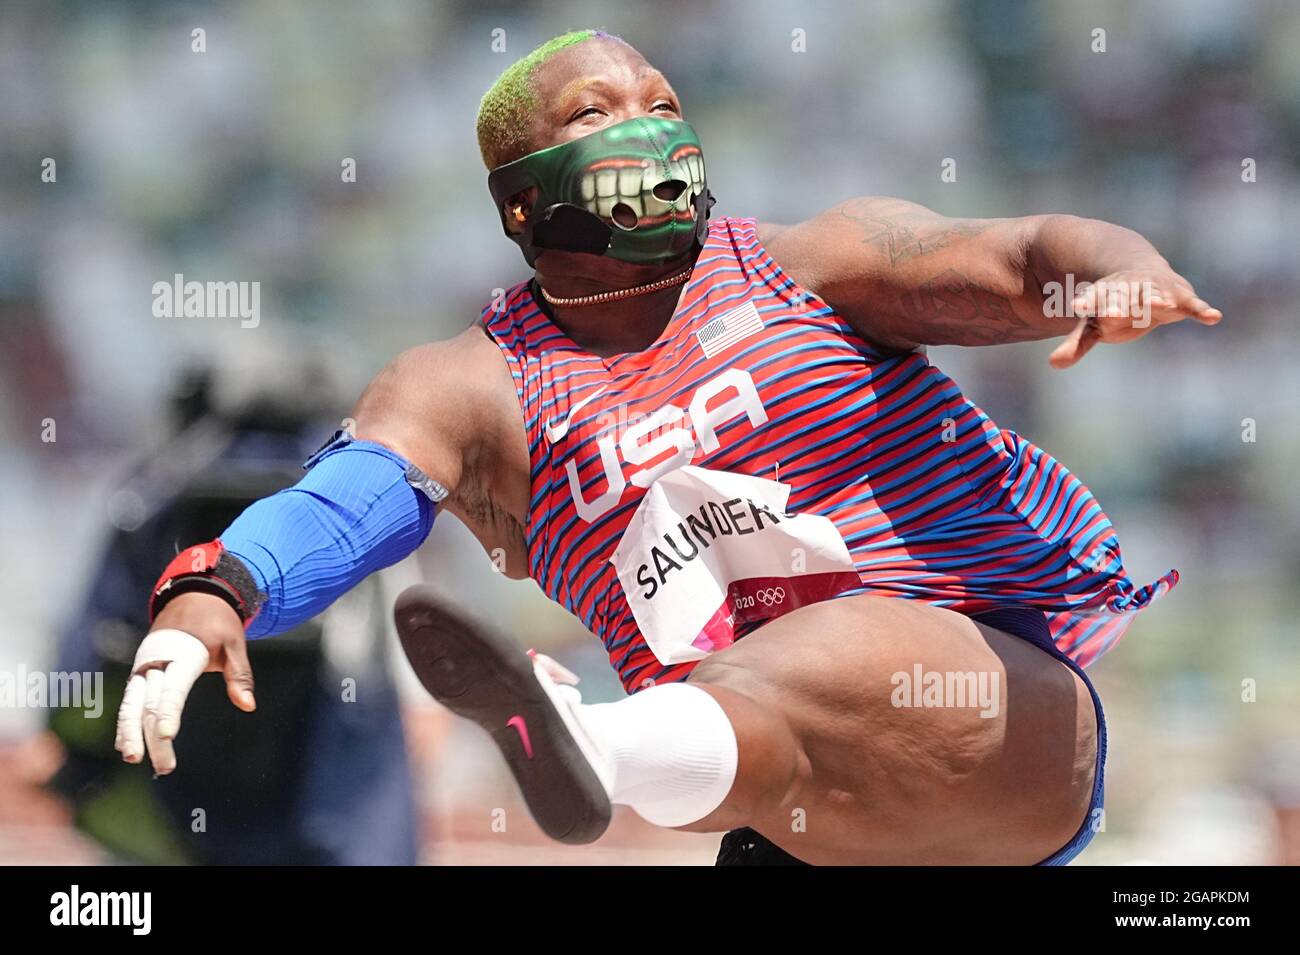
[{"xmin": 611, "ymin": 465, "xmax": 861, "ymax": 665}]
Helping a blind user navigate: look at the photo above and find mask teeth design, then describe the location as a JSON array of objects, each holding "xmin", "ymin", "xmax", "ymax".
[
  {"xmin": 580, "ymin": 152, "xmax": 706, "ymax": 223},
  {"xmin": 618, "ymin": 167, "xmax": 642, "ymax": 198},
  {"xmin": 594, "ymin": 169, "xmax": 618, "ymax": 218}
]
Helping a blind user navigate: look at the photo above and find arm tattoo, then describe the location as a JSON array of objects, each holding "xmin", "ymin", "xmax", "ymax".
[
  {"xmin": 828, "ymin": 199, "xmax": 1049, "ymax": 346},
  {"xmin": 838, "ymin": 199, "xmax": 996, "ymax": 267},
  {"xmin": 450, "ymin": 471, "xmax": 529, "ymax": 571},
  {"xmin": 895, "ymin": 269, "xmax": 1038, "ymax": 346}
]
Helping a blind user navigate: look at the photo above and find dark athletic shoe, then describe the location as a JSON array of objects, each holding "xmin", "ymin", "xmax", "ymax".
[{"xmin": 393, "ymin": 585, "xmax": 614, "ymax": 845}]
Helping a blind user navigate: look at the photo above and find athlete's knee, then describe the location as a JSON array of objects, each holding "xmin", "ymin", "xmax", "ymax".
[{"xmin": 686, "ymin": 659, "xmax": 810, "ymax": 823}]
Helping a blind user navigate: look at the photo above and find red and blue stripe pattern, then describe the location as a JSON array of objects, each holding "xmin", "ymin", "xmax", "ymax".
[{"xmin": 480, "ymin": 217, "xmax": 1176, "ymax": 693}]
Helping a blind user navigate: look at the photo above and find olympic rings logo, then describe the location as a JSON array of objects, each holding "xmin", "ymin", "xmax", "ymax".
[{"xmin": 733, "ymin": 587, "xmax": 787, "ymax": 611}]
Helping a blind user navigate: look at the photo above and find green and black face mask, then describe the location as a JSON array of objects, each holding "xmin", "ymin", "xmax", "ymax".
[{"xmin": 487, "ymin": 116, "xmax": 714, "ymax": 268}]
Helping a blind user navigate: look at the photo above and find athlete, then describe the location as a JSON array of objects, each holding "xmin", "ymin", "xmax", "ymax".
[{"xmin": 116, "ymin": 31, "xmax": 1221, "ymax": 865}]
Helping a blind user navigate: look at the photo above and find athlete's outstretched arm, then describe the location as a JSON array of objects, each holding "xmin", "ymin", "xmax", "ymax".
[
  {"xmin": 762, "ymin": 196, "xmax": 1221, "ymax": 367},
  {"xmin": 116, "ymin": 328, "xmax": 514, "ymax": 774}
]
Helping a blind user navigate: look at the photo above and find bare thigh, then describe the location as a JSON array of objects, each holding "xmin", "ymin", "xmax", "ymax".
[{"xmin": 684, "ymin": 595, "xmax": 1098, "ymax": 865}]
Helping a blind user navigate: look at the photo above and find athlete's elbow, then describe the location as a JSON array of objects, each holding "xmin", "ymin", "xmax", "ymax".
[{"xmin": 217, "ymin": 436, "xmax": 438, "ymax": 638}]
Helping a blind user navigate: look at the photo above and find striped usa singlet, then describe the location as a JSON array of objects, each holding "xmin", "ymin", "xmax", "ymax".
[{"xmin": 480, "ymin": 217, "xmax": 1177, "ymax": 694}]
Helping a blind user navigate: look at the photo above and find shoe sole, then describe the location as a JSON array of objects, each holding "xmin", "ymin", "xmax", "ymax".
[{"xmin": 394, "ymin": 585, "xmax": 612, "ymax": 845}]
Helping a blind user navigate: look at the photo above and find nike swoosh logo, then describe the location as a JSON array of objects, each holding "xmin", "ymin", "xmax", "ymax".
[
  {"xmin": 506, "ymin": 715, "xmax": 534, "ymax": 759},
  {"xmin": 544, "ymin": 386, "xmax": 607, "ymax": 445}
]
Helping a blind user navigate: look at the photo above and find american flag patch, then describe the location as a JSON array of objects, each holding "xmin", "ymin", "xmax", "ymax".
[{"xmin": 695, "ymin": 300, "xmax": 765, "ymax": 358}]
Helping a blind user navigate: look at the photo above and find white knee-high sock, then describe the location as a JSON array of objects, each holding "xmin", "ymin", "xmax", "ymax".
[{"xmin": 577, "ymin": 683, "xmax": 739, "ymax": 828}]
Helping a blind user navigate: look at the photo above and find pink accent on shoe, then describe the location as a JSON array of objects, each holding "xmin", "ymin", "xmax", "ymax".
[{"xmin": 506, "ymin": 715, "xmax": 534, "ymax": 759}]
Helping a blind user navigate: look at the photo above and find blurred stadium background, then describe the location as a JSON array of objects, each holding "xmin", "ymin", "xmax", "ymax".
[{"xmin": 0, "ymin": 0, "xmax": 1297, "ymax": 864}]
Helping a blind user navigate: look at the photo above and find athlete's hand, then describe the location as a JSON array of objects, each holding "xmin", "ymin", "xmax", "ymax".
[
  {"xmin": 115, "ymin": 592, "xmax": 254, "ymax": 775},
  {"xmin": 1049, "ymin": 267, "xmax": 1222, "ymax": 369}
]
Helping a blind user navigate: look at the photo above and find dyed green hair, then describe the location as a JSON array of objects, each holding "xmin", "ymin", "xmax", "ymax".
[{"xmin": 476, "ymin": 29, "xmax": 626, "ymax": 170}]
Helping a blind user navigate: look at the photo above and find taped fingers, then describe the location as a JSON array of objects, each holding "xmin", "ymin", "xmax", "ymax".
[
  {"xmin": 116, "ymin": 628, "xmax": 211, "ymax": 774},
  {"xmin": 142, "ymin": 667, "xmax": 172, "ymax": 774},
  {"xmin": 156, "ymin": 639, "xmax": 209, "ymax": 740},
  {"xmin": 115, "ymin": 672, "xmax": 148, "ymax": 763}
]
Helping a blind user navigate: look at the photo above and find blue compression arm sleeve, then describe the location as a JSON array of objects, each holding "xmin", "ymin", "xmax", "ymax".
[{"xmin": 219, "ymin": 434, "xmax": 440, "ymax": 638}]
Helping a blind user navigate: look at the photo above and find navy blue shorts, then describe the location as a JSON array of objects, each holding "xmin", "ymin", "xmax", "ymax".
[{"xmin": 715, "ymin": 606, "xmax": 1106, "ymax": 866}]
